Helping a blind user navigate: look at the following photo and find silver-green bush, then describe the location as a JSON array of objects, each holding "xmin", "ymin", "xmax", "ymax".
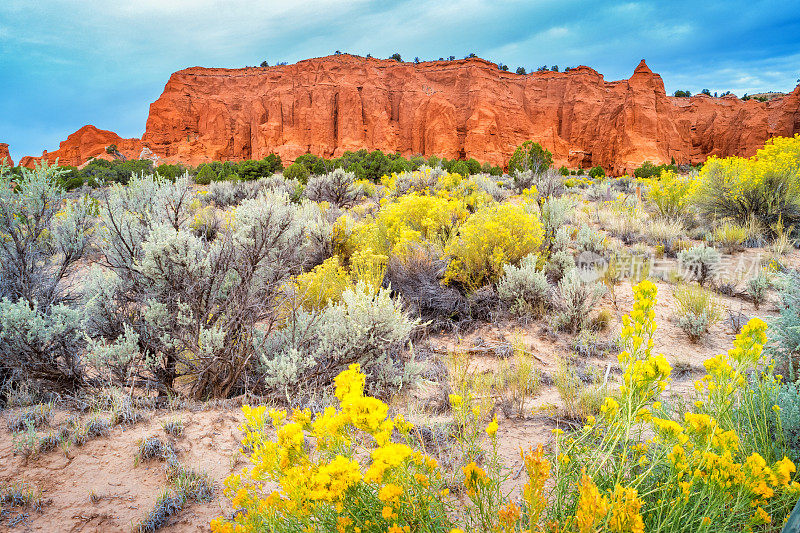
[
  {"xmin": 497, "ymin": 254, "xmax": 551, "ymax": 315},
  {"xmin": 256, "ymin": 282, "xmax": 419, "ymax": 399}
]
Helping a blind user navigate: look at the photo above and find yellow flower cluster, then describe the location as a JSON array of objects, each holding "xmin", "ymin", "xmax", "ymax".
[
  {"xmin": 212, "ymin": 363, "xmax": 451, "ymax": 532},
  {"xmin": 444, "ymin": 203, "xmax": 544, "ymax": 290},
  {"xmin": 294, "ymin": 248, "xmax": 388, "ymax": 310}
]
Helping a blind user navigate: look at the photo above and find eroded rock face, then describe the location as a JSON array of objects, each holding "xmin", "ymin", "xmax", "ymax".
[
  {"xmin": 21, "ymin": 56, "xmax": 800, "ymax": 173},
  {"xmin": 0, "ymin": 143, "xmax": 12, "ymax": 167},
  {"xmin": 19, "ymin": 125, "xmax": 142, "ymax": 168}
]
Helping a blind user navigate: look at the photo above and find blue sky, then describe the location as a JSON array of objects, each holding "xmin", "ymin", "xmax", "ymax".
[{"xmin": 1, "ymin": 0, "xmax": 799, "ymax": 162}]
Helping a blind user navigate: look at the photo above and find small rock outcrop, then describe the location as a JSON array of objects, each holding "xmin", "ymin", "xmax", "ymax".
[
  {"xmin": 19, "ymin": 125, "xmax": 142, "ymax": 168},
  {"xmin": 0, "ymin": 143, "xmax": 12, "ymax": 167}
]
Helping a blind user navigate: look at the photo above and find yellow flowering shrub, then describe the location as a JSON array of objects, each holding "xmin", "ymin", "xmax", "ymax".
[
  {"xmin": 642, "ymin": 169, "xmax": 695, "ymax": 219},
  {"xmin": 544, "ymin": 280, "xmax": 799, "ymax": 531},
  {"xmin": 334, "ymin": 193, "xmax": 468, "ymax": 260},
  {"xmin": 693, "ymin": 134, "xmax": 800, "ymax": 232},
  {"xmin": 212, "ymin": 364, "xmax": 453, "ymax": 533},
  {"xmin": 444, "ymin": 203, "xmax": 544, "ymax": 290},
  {"xmin": 295, "ymin": 250, "xmax": 388, "ymax": 310}
]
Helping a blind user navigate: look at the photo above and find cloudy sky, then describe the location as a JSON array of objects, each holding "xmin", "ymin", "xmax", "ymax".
[{"xmin": 1, "ymin": 0, "xmax": 798, "ymax": 162}]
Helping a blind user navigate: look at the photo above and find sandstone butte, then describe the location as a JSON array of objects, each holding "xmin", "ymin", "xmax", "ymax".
[
  {"xmin": 0, "ymin": 143, "xmax": 13, "ymax": 168},
  {"xmin": 14, "ymin": 55, "xmax": 800, "ymax": 174}
]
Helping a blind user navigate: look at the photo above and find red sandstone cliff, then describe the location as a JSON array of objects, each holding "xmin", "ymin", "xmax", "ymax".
[
  {"xmin": 0, "ymin": 143, "xmax": 12, "ymax": 167},
  {"xmin": 21, "ymin": 55, "xmax": 800, "ymax": 173},
  {"xmin": 19, "ymin": 125, "xmax": 143, "ymax": 168}
]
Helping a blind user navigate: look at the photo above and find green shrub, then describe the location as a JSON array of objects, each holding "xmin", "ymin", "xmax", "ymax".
[
  {"xmin": 634, "ymin": 161, "xmax": 677, "ymax": 180},
  {"xmin": 588, "ymin": 166, "xmax": 605, "ymax": 179},
  {"xmin": 283, "ymin": 162, "xmax": 310, "ymax": 183},
  {"xmin": 444, "ymin": 203, "xmax": 544, "ymax": 290},
  {"xmin": 746, "ymin": 271, "xmax": 771, "ymax": 310},
  {"xmin": 294, "ymin": 153, "xmax": 327, "ymax": 175},
  {"xmin": 508, "ymin": 141, "xmax": 553, "ymax": 174},
  {"xmin": 450, "ymin": 160, "xmax": 470, "ymax": 177},
  {"xmin": 156, "ymin": 164, "xmax": 185, "ymax": 180},
  {"xmin": 194, "ymin": 164, "xmax": 216, "ymax": 185},
  {"xmin": 673, "ymin": 284, "xmax": 722, "ymax": 341},
  {"xmin": 238, "ymin": 155, "xmax": 282, "ymax": 180},
  {"xmin": 677, "ymin": 244, "xmax": 721, "ymax": 286}
]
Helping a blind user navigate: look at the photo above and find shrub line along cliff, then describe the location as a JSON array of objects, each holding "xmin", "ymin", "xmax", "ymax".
[{"xmin": 12, "ymin": 54, "xmax": 800, "ymax": 173}]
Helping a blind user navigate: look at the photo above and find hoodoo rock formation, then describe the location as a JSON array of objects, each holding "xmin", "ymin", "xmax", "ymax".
[
  {"xmin": 0, "ymin": 143, "xmax": 12, "ymax": 167},
  {"xmin": 19, "ymin": 125, "xmax": 143, "ymax": 168},
  {"xmin": 20, "ymin": 55, "xmax": 800, "ymax": 173}
]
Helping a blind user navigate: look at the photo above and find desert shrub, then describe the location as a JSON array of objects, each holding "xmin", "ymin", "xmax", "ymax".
[
  {"xmin": 89, "ymin": 176, "xmax": 319, "ymax": 398},
  {"xmin": 194, "ymin": 164, "xmax": 216, "ymax": 185},
  {"xmin": 774, "ymin": 380, "xmax": 800, "ymax": 461},
  {"xmin": 190, "ymin": 205, "xmax": 220, "ymax": 241},
  {"xmin": 384, "ymin": 245, "xmax": 472, "ymax": 331},
  {"xmin": 508, "ymin": 140, "xmax": 553, "ymax": 174},
  {"xmin": 255, "ymin": 282, "xmax": 418, "ymax": 399},
  {"xmin": 237, "ymin": 155, "xmax": 283, "ymax": 180},
  {"xmin": 134, "ymin": 489, "xmax": 186, "ymax": 533},
  {"xmin": 6, "ymin": 404, "xmax": 52, "ymax": 432},
  {"xmin": 693, "ymin": 135, "xmax": 800, "ymax": 235},
  {"xmin": 205, "ymin": 179, "xmax": 266, "ymax": 207},
  {"xmin": 588, "ymin": 166, "xmax": 605, "ymax": 179},
  {"xmin": 497, "ymin": 341, "xmax": 540, "ymax": 419},
  {"xmin": 382, "ymin": 166, "xmax": 444, "ymax": 196},
  {"xmin": 545, "ymin": 250, "xmax": 576, "ymax": 282},
  {"xmin": 0, "ymin": 163, "xmax": 93, "ymax": 392},
  {"xmin": 444, "ymin": 203, "xmax": 544, "ymax": 290},
  {"xmin": 511, "ymin": 168, "xmax": 563, "ymax": 199},
  {"xmin": 497, "ymin": 253, "xmax": 551, "ymax": 316},
  {"xmin": 304, "ymin": 168, "xmax": 362, "ymax": 208},
  {"xmin": 643, "ymin": 169, "xmax": 694, "ymax": 219},
  {"xmin": 677, "ymin": 244, "xmax": 721, "ymax": 286},
  {"xmin": 135, "ymin": 435, "xmax": 177, "ymax": 465},
  {"xmin": 642, "ymin": 217, "xmax": 683, "ymax": 248},
  {"xmin": 162, "ymin": 417, "xmax": 184, "ymax": 437},
  {"xmin": 467, "ymin": 173, "xmax": 511, "ymax": 202},
  {"xmin": 575, "ymin": 223, "xmax": 606, "ymax": 255},
  {"xmin": 633, "ymin": 160, "xmax": 677, "ymax": 180},
  {"xmin": 0, "ymin": 300, "xmax": 86, "ymax": 391},
  {"xmin": 746, "ymin": 270, "xmax": 771, "ymax": 310},
  {"xmin": 283, "ymin": 162, "xmax": 310, "ymax": 183},
  {"xmin": 712, "ymin": 221, "xmax": 748, "ymax": 253},
  {"xmin": 555, "ymin": 269, "xmax": 606, "ymax": 333},
  {"xmin": 673, "ymin": 284, "xmax": 722, "ymax": 341}
]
